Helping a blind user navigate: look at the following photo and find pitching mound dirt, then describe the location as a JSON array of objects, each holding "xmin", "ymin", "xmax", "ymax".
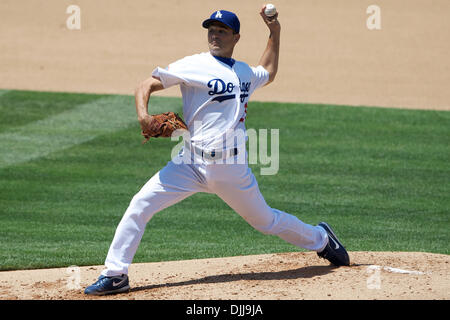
[{"xmin": 1, "ymin": 251, "xmax": 448, "ymax": 300}]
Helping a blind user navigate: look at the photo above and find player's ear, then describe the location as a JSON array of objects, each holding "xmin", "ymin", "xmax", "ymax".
[{"xmin": 234, "ymin": 33, "xmax": 240, "ymax": 44}]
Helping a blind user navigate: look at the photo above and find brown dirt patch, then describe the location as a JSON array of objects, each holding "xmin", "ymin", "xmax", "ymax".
[
  {"xmin": 1, "ymin": 252, "xmax": 449, "ymax": 300},
  {"xmin": 0, "ymin": 0, "xmax": 449, "ymax": 110}
]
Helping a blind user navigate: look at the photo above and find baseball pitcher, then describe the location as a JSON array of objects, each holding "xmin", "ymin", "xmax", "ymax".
[{"xmin": 85, "ymin": 5, "xmax": 350, "ymax": 296}]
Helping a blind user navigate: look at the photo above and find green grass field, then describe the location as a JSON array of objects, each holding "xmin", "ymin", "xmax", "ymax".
[{"xmin": 0, "ymin": 89, "xmax": 449, "ymax": 271}]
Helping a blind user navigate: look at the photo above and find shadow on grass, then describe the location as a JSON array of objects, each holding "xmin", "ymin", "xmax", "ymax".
[{"xmin": 130, "ymin": 265, "xmax": 337, "ymax": 293}]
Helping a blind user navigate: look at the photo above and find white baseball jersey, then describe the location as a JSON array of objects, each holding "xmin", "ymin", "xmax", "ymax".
[{"xmin": 152, "ymin": 52, "xmax": 269, "ymax": 150}]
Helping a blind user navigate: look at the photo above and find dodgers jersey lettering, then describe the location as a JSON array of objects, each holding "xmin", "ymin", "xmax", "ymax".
[{"xmin": 152, "ymin": 52, "xmax": 269, "ymax": 150}]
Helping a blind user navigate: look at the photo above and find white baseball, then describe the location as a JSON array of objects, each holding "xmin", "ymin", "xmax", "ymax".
[{"xmin": 264, "ymin": 4, "xmax": 277, "ymax": 17}]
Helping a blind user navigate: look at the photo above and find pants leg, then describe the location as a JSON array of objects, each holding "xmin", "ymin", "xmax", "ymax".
[
  {"xmin": 208, "ymin": 163, "xmax": 328, "ymax": 251},
  {"xmin": 102, "ymin": 159, "xmax": 207, "ymax": 276}
]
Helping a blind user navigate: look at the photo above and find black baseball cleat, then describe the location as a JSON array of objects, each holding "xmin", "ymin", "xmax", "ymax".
[
  {"xmin": 316, "ymin": 222, "xmax": 350, "ymax": 266},
  {"xmin": 84, "ymin": 274, "xmax": 130, "ymax": 296}
]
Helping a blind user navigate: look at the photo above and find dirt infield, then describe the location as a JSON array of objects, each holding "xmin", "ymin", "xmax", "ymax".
[
  {"xmin": 1, "ymin": 252, "xmax": 449, "ymax": 300},
  {"xmin": 0, "ymin": 0, "xmax": 449, "ymax": 300},
  {"xmin": 0, "ymin": 0, "xmax": 449, "ymax": 110}
]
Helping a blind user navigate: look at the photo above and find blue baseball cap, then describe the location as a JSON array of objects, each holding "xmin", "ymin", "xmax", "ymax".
[{"xmin": 202, "ymin": 10, "xmax": 240, "ymax": 34}]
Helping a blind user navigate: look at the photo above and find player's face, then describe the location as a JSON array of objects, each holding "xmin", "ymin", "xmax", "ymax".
[{"xmin": 207, "ymin": 22, "xmax": 240, "ymax": 58}]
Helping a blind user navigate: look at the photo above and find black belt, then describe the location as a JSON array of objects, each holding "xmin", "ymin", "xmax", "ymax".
[{"xmin": 184, "ymin": 143, "xmax": 238, "ymax": 160}]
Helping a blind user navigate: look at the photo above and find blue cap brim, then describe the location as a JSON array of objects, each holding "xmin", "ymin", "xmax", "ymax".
[{"xmin": 202, "ymin": 19, "xmax": 236, "ymax": 33}]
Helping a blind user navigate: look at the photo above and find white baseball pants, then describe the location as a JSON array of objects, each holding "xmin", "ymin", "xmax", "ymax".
[{"xmin": 102, "ymin": 151, "xmax": 328, "ymax": 276}]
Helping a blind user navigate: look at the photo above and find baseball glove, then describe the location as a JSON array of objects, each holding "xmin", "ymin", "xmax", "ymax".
[{"xmin": 141, "ymin": 111, "xmax": 188, "ymax": 143}]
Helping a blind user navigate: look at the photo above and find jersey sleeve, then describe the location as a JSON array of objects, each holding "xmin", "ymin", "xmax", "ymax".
[
  {"xmin": 151, "ymin": 58, "xmax": 192, "ymax": 89},
  {"xmin": 250, "ymin": 65, "xmax": 270, "ymax": 91}
]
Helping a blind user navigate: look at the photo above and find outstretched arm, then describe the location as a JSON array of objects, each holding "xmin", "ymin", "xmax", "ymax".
[
  {"xmin": 258, "ymin": 5, "xmax": 281, "ymax": 85},
  {"xmin": 134, "ymin": 76, "xmax": 164, "ymax": 133}
]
